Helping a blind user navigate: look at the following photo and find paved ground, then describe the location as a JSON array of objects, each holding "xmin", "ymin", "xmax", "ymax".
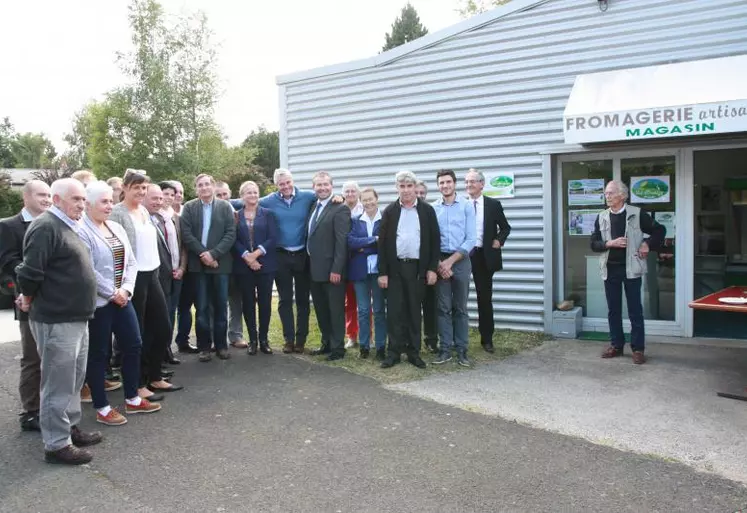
[
  {"xmin": 392, "ymin": 339, "xmax": 747, "ymax": 485},
  {"xmin": 1, "ymin": 333, "xmax": 747, "ymax": 512}
]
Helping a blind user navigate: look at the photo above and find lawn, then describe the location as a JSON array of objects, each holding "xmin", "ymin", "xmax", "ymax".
[{"xmin": 226, "ymin": 298, "xmax": 549, "ymax": 385}]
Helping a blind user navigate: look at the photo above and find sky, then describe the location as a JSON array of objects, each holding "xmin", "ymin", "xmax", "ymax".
[{"xmin": 0, "ymin": 0, "xmax": 463, "ymax": 152}]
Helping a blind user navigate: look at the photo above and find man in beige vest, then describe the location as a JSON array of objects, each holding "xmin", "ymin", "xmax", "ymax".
[{"xmin": 590, "ymin": 180, "xmax": 665, "ymax": 364}]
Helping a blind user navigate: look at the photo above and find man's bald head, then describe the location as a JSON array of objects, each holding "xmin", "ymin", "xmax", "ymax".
[{"xmin": 21, "ymin": 180, "xmax": 52, "ymax": 217}]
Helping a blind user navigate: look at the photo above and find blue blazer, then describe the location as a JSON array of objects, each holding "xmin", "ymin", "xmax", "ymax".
[
  {"xmin": 233, "ymin": 207, "xmax": 278, "ymax": 275},
  {"xmin": 347, "ymin": 214, "xmax": 381, "ymax": 282}
]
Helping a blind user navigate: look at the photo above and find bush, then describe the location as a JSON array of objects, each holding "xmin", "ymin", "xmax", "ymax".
[{"xmin": 0, "ymin": 173, "xmax": 22, "ymax": 218}]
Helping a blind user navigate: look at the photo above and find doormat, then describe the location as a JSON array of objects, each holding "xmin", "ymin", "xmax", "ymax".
[{"xmin": 577, "ymin": 331, "xmax": 630, "ymax": 342}]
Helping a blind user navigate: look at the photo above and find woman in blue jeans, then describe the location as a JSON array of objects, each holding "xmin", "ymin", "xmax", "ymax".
[
  {"xmin": 347, "ymin": 187, "xmax": 386, "ymax": 360},
  {"xmin": 233, "ymin": 181, "xmax": 278, "ymax": 355},
  {"xmin": 79, "ymin": 181, "xmax": 162, "ymax": 426}
]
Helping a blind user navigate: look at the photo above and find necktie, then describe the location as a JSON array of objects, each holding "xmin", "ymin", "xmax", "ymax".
[
  {"xmin": 309, "ymin": 202, "xmax": 322, "ymax": 232},
  {"xmin": 473, "ymin": 199, "xmax": 478, "ymax": 214}
]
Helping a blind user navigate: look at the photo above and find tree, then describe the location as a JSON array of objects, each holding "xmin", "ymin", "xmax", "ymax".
[
  {"xmin": 241, "ymin": 126, "xmax": 279, "ymax": 179},
  {"xmin": 457, "ymin": 0, "xmax": 512, "ymax": 17},
  {"xmin": 0, "ymin": 171, "xmax": 23, "ymax": 218},
  {"xmin": 0, "ymin": 117, "xmax": 17, "ymax": 168},
  {"xmin": 11, "ymin": 132, "xmax": 57, "ymax": 169},
  {"xmin": 382, "ymin": 3, "xmax": 429, "ymax": 52}
]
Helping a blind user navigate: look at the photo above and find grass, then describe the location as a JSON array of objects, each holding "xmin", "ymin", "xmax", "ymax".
[{"xmin": 246, "ymin": 299, "xmax": 549, "ymax": 385}]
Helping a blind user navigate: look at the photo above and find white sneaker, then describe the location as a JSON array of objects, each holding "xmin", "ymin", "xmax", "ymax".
[{"xmin": 344, "ymin": 338, "xmax": 356, "ymax": 349}]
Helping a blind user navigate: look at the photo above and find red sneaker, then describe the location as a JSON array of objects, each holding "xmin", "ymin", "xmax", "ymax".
[
  {"xmin": 97, "ymin": 408, "xmax": 127, "ymax": 426},
  {"xmin": 125, "ymin": 399, "xmax": 162, "ymax": 415}
]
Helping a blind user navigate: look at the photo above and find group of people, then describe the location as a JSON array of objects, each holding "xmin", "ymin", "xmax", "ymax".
[{"xmin": 0, "ymin": 165, "xmax": 514, "ymax": 465}]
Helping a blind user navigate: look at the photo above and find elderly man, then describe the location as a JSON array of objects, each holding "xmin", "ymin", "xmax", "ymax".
[
  {"xmin": 432, "ymin": 170, "xmax": 476, "ymax": 367},
  {"xmin": 415, "ymin": 179, "xmax": 438, "ymax": 353},
  {"xmin": 15, "ymin": 178, "xmax": 102, "ymax": 465},
  {"xmin": 590, "ymin": 180, "xmax": 665, "ymax": 364},
  {"xmin": 465, "ymin": 168, "xmax": 512, "ymax": 353},
  {"xmin": 0, "ymin": 180, "xmax": 51, "ymax": 432},
  {"xmin": 378, "ymin": 171, "xmax": 440, "ymax": 369},
  {"xmin": 157, "ymin": 181, "xmax": 188, "ymax": 346},
  {"xmin": 308, "ymin": 172, "xmax": 350, "ymax": 360},
  {"xmin": 107, "ymin": 177, "xmax": 123, "ymax": 204},
  {"xmin": 180, "ymin": 174, "xmax": 237, "ymax": 362}
]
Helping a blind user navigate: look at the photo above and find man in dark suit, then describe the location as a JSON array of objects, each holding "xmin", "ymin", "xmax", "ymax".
[
  {"xmin": 378, "ymin": 171, "xmax": 440, "ymax": 369},
  {"xmin": 307, "ymin": 172, "xmax": 350, "ymax": 361},
  {"xmin": 465, "ymin": 169, "xmax": 512, "ymax": 353},
  {"xmin": 180, "ymin": 174, "xmax": 237, "ymax": 362},
  {"xmin": 0, "ymin": 180, "xmax": 51, "ymax": 432}
]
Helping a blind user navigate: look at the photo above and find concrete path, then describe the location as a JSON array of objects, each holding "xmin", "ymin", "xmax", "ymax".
[
  {"xmin": 392, "ymin": 340, "xmax": 747, "ymax": 485},
  {"xmin": 1, "ymin": 337, "xmax": 746, "ymax": 512}
]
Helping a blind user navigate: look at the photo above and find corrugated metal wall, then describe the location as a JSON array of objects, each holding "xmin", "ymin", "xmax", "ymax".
[{"xmin": 279, "ymin": 0, "xmax": 747, "ymax": 332}]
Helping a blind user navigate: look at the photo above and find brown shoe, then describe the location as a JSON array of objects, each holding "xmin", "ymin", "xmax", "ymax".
[
  {"xmin": 282, "ymin": 343, "xmax": 294, "ymax": 354},
  {"xmin": 601, "ymin": 345, "xmax": 624, "ymax": 358},
  {"xmin": 230, "ymin": 339, "xmax": 248, "ymax": 349},
  {"xmin": 96, "ymin": 408, "xmax": 127, "ymax": 426},
  {"xmin": 104, "ymin": 379, "xmax": 122, "ymax": 392},
  {"xmin": 70, "ymin": 425, "xmax": 103, "ymax": 447},
  {"xmin": 632, "ymin": 351, "xmax": 646, "ymax": 365},
  {"xmin": 125, "ymin": 398, "xmax": 162, "ymax": 414},
  {"xmin": 293, "ymin": 344, "xmax": 305, "ymax": 354},
  {"xmin": 80, "ymin": 383, "xmax": 92, "ymax": 403},
  {"xmin": 45, "ymin": 444, "xmax": 92, "ymax": 465}
]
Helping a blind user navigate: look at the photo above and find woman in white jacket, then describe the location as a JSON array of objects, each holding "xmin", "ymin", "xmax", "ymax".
[{"xmin": 79, "ymin": 181, "xmax": 162, "ymax": 426}]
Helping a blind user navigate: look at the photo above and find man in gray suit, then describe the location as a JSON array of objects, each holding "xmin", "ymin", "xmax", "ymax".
[
  {"xmin": 307, "ymin": 171, "xmax": 350, "ymax": 361},
  {"xmin": 180, "ymin": 174, "xmax": 237, "ymax": 362}
]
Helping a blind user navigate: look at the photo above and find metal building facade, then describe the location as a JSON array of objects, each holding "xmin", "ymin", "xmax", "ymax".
[{"xmin": 277, "ymin": 0, "xmax": 747, "ymax": 333}]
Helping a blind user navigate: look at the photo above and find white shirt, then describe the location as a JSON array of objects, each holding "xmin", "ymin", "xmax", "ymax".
[
  {"xmin": 308, "ymin": 197, "xmax": 331, "ymax": 235},
  {"xmin": 130, "ymin": 208, "xmax": 160, "ymax": 272},
  {"xmin": 470, "ymin": 195, "xmax": 485, "ymax": 248},
  {"xmin": 349, "ymin": 202, "xmax": 364, "ymax": 217},
  {"xmin": 159, "ymin": 210, "xmax": 180, "ymax": 270},
  {"xmin": 361, "ymin": 209, "xmax": 382, "ymax": 274},
  {"xmin": 21, "ymin": 208, "xmax": 37, "ymax": 222},
  {"xmin": 396, "ymin": 199, "xmax": 420, "ymax": 259}
]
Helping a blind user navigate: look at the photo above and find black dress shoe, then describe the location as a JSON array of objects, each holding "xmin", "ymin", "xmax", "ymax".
[
  {"xmin": 311, "ymin": 346, "xmax": 330, "ymax": 356},
  {"xmin": 481, "ymin": 341, "xmax": 495, "ymax": 354},
  {"xmin": 70, "ymin": 425, "xmax": 103, "ymax": 447},
  {"xmin": 326, "ymin": 352, "xmax": 345, "ymax": 361},
  {"xmin": 375, "ymin": 348, "xmax": 386, "ymax": 361},
  {"xmin": 148, "ymin": 383, "xmax": 184, "ymax": 393},
  {"xmin": 178, "ymin": 344, "xmax": 199, "ymax": 354},
  {"xmin": 142, "ymin": 392, "xmax": 165, "ymax": 402},
  {"xmin": 20, "ymin": 412, "xmax": 41, "ymax": 432},
  {"xmin": 408, "ymin": 355, "xmax": 427, "ymax": 369},
  {"xmin": 161, "ymin": 369, "xmax": 175, "ymax": 378},
  {"xmin": 359, "ymin": 347, "xmax": 370, "ymax": 359},
  {"xmin": 248, "ymin": 341, "xmax": 258, "ymax": 355},
  {"xmin": 259, "ymin": 341, "xmax": 273, "ymax": 354},
  {"xmin": 380, "ymin": 357, "xmax": 401, "ymax": 369}
]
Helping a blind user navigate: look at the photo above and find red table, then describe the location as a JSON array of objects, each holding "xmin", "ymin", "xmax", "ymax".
[
  {"xmin": 689, "ymin": 286, "xmax": 747, "ymax": 401},
  {"xmin": 689, "ymin": 286, "xmax": 747, "ymax": 313}
]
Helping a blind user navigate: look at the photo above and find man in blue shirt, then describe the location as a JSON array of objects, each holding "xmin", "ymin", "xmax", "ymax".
[{"xmin": 432, "ymin": 170, "xmax": 476, "ymax": 367}]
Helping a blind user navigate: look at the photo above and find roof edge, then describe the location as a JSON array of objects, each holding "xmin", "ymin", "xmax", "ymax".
[{"xmin": 276, "ymin": 0, "xmax": 551, "ymax": 85}]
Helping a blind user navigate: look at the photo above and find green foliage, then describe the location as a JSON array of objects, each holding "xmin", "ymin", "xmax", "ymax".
[
  {"xmin": 0, "ymin": 172, "xmax": 23, "ymax": 218},
  {"xmin": 457, "ymin": 0, "xmax": 512, "ymax": 17},
  {"xmin": 0, "ymin": 118, "xmax": 17, "ymax": 168},
  {"xmin": 241, "ymin": 126, "xmax": 279, "ymax": 179},
  {"xmin": 12, "ymin": 132, "xmax": 57, "ymax": 169},
  {"xmin": 382, "ymin": 3, "xmax": 429, "ymax": 52}
]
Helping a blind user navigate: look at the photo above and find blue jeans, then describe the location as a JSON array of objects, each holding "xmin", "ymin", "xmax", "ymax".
[
  {"xmin": 87, "ymin": 302, "xmax": 142, "ymax": 408},
  {"xmin": 194, "ymin": 272, "xmax": 230, "ymax": 351},
  {"xmin": 604, "ymin": 264, "xmax": 645, "ymax": 352},
  {"xmin": 436, "ymin": 257, "xmax": 471, "ymax": 353},
  {"xmin": 353, "ymin": 275, "xmax": 387, "ymax": 351}
]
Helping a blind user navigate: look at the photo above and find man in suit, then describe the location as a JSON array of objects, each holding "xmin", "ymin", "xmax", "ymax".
[
  {"xmin": 307, "ymin": 172, "xmax": 350, "ymax": 361},
  {"xmin": 378, "ymin": 170, "xmax": 440, "ymax": 370},
  {"xmin": 180, "ymin": 174, "xmax": 237, "ymax": 362},
  {"xmin": 0, "ymin": 180, "xmax": 51, "ymax": 432},
  {"xmin": 465, "ymin": 169, "xmax": 512, "ymax": 353},
  {"xmin": 415, "ymin": 179, "xmax": 438, "ymax": 353}
]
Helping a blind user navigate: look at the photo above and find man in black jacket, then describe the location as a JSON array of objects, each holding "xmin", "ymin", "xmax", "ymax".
[
  {"xmin": 306, "ymin": 172, "xmax": 350, "ymax": 360},
  {"xmin": 0, "ymin": 180, "xmax": 50, "ymax": 432},
  {"xmin": 15, "ymin": 178, "xmax": 101, "ymax": 465},
  {"xmin": 378, "ymin": 171, "xmax": 440, "ymax": 369},
  {"xmin": 465, "ymin": 169, "xmax": 512, "ymax": 353}
]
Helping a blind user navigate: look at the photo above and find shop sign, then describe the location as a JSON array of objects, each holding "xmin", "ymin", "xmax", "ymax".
[{"xmin": 564, "ymin": 101, "xmax": 747, "ymax": 144}]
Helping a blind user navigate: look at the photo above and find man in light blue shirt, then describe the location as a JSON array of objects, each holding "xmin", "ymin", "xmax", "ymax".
[{"xmin": 432, "ymin": 169, "xmax": 476, "ymax": 367}]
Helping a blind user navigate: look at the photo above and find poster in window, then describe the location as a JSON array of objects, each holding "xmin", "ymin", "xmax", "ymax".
[
  {"xmin": 655, "ymin": 211, "xmax": 675, "ymax": 239},
  {"xmin": 567, "ymin": 178, "xmax": 605, "ymax": 205},
  {"xmin": 484, "ymin": 172, "xmax": 515, "ymax": 199},
  {"xmin": 568, "ymin": 209, "xmax": 599, "ymax": 236},
  {"xmin": 630, "ymin": 175, "xmax": 671, "ymax": 204}
]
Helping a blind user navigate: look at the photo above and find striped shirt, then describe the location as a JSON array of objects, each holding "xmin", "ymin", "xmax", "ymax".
[{"xmin": 106, "ymin": 234, "xmax": 125, "ymax": 289}]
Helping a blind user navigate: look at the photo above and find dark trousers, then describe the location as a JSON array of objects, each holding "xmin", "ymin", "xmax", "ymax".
[
  {"xmin": 604, "ymin": 264, "xmax": 645, "ymax": 352},
  {"xmin": 471, "ymin": 249, "xmax": 496, "ymax": 344},
  {"xmin": 131, "ymin": 270, "xmax": 169, "ymax": 383},
  {"xmin": 175, "ymin": 272, "xmax": 195, "ymax": 348},
  {"xmin": 310, "ymin": 280, "xmax": 346, "ymax": 355},
  {"xmin": 168, "ymin": 277, "xmax": 183, "ymax": 339},
  {"xmin": 422, "ymin": 284, "xmax": 438, "ymax": 349},
  {"xmin": 239, "ymin": 272, "xmax": 275, "ymax": 343},
  {"xmin": 387, "ymin": 261, "xmax": 424, "ymax": 359},
  {"xmin": 274, "ymin": 250, "xmax": 311, "ymax": 345},
  {"xmin": 87, "ymin": 302, "xmax": 142, "ymax": 408},
  {"xmin": 18, "ymin": 320, "xmax": 41, "ymax": 413},
  {"xmin": 194, "ymin": 272, "xmax": 230, "ymax": 351}
]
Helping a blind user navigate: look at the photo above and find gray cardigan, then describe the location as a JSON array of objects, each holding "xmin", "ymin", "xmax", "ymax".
[
  {"xmin": 109, "ymin": 203, "xmax": 146, "ymax": 256},
  {"xmin": 79, "ymin": 214, "xmax": 138, "ymax": 307}
]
